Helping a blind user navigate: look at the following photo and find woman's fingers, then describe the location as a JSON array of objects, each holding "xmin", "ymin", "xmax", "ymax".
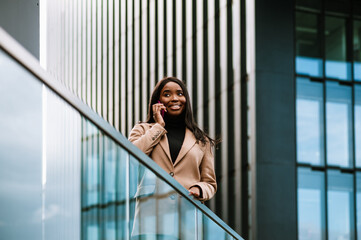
[
  {"xmin": 152, "ymin": 103, "xmax": 166, "ymax": 126},
  {"xmin": 189, "ymin": 191, "xmax": 199, "ymax": 198},
  {"xmin": 153, "ymin": 103, "xmax": 166, "ymax": 116}
]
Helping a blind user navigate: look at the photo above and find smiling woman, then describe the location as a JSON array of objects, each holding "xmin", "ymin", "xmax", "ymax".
[{"xmin": 128, "ymin": 76, "xmax": 218, "ymax": 239}]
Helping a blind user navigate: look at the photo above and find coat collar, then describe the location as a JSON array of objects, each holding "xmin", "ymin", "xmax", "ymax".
[
  {"xmin": 159, "ymin": 134, "xmax": 172, "ymax": 165},
  {"xmin": 158, "ymin": 127, "xmax": 197, "ymax": 167}
]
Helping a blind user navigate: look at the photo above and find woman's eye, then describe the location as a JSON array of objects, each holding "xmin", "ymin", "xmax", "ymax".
[
  {"xmin": 178, "ymin": 93, "xmax": 183, "ymax": 96},
  {"xmin": 164, "ymin": 93, "xmax": 170, "ymax": 97}
]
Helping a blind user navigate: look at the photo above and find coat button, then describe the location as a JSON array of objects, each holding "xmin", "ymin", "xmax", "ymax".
[{"xmin": 169, "ymin": 172, "xmax": 174, "ymax": 177}]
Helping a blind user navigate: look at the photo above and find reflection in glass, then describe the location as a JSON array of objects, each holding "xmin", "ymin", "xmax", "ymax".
[
  {"xmin": 202, "ymin": 211, "xmax": 233, "ymax": 240},
  {"xmin": 180, "ymin": 197, "xmax": 197, "ymax": 239},
  {"xmin": 116, "ymin": 147, "xmax": 129, "ymax": 240},
  {"xmin": 103, "ymin": 140, "xmax": 117, "ymax": 240},
  {"xmin": 356, "ymin": 86, "xmax": 361, "ymax": 167},
  {"xmin": 296, "ymin": 78, "xmax": 324, "ymax": 165},
  {"xmin": 0, "ymin": 49, "xmax": 42, "ymax": 239},
  {"xmin": 129, "ymin": 156, "xmax": 180, "ymax": 240},
  {"xmin": 325, "ymin": 17, "xmax": 351, "ymax": 81},
  {"xmin": 298, "ymin": 167, "xmax": 325, "ymax": 240},
  {"xmin": 44, "ymin": 88, "xmax": 81, "ymax": 239},
  {"xmin": 295, "ymin": 12, "xmax": 323, "ymax": 77},
  {"xmin": 82, "ymin": 122, "xmax": 101, "ymax": 240},
  {"xmin": 295, "ymin": 0, "xmax": 321, "ymax": 11},
  {"xmin": 354, "ymin": 20, "xmax": 361, "ymax": 81},
  {"xmin": 327, "ymin": 170, "xmax": 355, "ymax": 240},
  {"xmin": 357, "ymin": 173, "xmax": 361, "ymax": 240},
  {"xmin": 326, "ymin": 82, "xmax": 353, "ymax": 168},
  {"xmin": 81, "ymin": 121, "xmax": 128, "ymax": 240}
]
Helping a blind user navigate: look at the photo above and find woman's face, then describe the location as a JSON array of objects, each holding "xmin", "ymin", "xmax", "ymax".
[{"xmin": 159, "ymin": 81, "xmax": 186, "ymax": 117}]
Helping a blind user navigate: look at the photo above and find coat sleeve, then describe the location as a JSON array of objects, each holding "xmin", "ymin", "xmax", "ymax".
[
  {"xmin": 128, "ymin": 123, "xmax": 167, "ymax": 156},
  {"xmin": 190, "ymin": 142, "xmax": 217, "ymax": 201}
]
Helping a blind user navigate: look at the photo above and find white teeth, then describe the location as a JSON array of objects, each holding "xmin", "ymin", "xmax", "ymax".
[{"xmin": 169, "ymin": 105, "xmax": 181, "ymax": 110}]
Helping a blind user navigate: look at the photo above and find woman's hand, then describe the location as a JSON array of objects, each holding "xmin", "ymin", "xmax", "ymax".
[
  {"xmin": 188, "ymin": 186, "xmax": 201, "ymax": 198},
  {"xmin": 152, "ymin": 102, "xmax": 167, "ymax": 127}
]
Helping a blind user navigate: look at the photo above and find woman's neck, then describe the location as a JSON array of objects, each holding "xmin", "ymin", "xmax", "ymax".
[{"xmin": 164, "ymin": 113, "xmax": 186, "ymax": 128}]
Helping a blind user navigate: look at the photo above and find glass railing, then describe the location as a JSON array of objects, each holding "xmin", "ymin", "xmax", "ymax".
[{"xmin": 0, "ymin": 28, "xmax": 243, "ymax": 240}]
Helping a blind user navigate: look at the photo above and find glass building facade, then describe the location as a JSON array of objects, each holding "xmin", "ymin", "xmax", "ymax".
[
  {"xmin": 0, "ymin": 29, "xmax": 242, "ymax": 239},
  {"xmin": 295, "ymin": 0, "xmax": 361, "ymax": 239}
]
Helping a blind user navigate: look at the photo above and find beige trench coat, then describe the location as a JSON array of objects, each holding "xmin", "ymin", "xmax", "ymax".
[{"xmin": 128, "ymin": 122, "xmax": 217, "ymax": 201}]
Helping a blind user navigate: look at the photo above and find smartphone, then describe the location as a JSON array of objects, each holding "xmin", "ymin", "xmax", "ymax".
[{"xmin": 157, "ymin": 100, "xmax": 165, "ymax": 117}]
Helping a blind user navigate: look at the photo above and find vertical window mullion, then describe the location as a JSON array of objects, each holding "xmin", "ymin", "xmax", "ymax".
[
  {"xmin": 157, "ymin": 0, "xmax": 164, "ymax": 81},
  {"xmin": 134, "ymin": 0, "xmax": 140, "ymax": 123},
  {"xmin": 154, "ymin": 0, "xmax": 159, "ymax": 83},
  {"xmin": 196, "ymin": 0, "xmax": 204, "ymax": 128},
  {"xmin": 120, "ymin": 0, "xmax": 126, "ymax": 134}
]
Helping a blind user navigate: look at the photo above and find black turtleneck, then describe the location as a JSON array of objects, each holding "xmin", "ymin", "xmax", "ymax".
[{"xmin": 164, "ymin": 114, "xmax": 186, "ymax": 163}]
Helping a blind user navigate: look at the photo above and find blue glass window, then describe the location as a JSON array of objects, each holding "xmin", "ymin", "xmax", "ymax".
[
  {"xmin": 356, "ymin": 85, "xmax": 361, "ymax": 167},
  {"xmin": 327, "ymin": 170, "xmax": 355, "ymax": 240},
  {"xmin": 296, "ymin": 12, "xmax": 323, "ymax": 77},
  {"xmin": 298, "ymin": 167, "xmax": 326, "ymax": 240},
  {"xmin": 326, "ymin": 81, "xmax": 353, "ymax": 168},
  {"xmin": 325, "ymin": 17, "xmax": 352, "ymax": 81},
  {"xmin": 354, "ymin": 21, "xmax": 361, "ymax": 82},
  {"xmin": 297, "ymin": 77, "xmax": 324, "ymax": 165}
]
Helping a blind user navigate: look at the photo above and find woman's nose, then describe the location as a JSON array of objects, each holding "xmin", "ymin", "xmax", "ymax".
[{"xmin": 171, "ymin": 94, "xmax": 179, "ymax": 101}]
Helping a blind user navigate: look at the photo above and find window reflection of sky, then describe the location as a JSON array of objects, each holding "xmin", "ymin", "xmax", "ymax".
[
  {"xmin": 326, "ymin": 61, "xmax": 352, "ymax": 81},
  {"xmin": 296, "ymin": 77, "xmax": 324, "ymax": 166},
  {"xmin": 298, "ymin": 189, "xmax": 323, "ymax": 240},
  {"xmin": 326, "ymin": 102, "xmax": 352, "ymax": 167},
  {"xmin": 296, "ymin": 56, "xmax": 359, "ymax": 81},
  {"xmin": 298, "ymin": 168, "xmax": 325, "ymax": 240},
  {"xmin": 355, "ymin": 62, "xmax": 361, "ymax": 81},
  {"xmin": 296, "ymin": 56, "xmax": 323, "ymax": 78},
  {"xmin": 328, "ymin": 191, "xmax": 353, "ymax": 240},
  {"xmin": 326, "ymin": 82, "xmax": 353, "ymax": 168},
  {"xmin": 327, "ymin": 170, "xmax": 354, "ymax": 240},
  {"xmin": 297, "ymin": 99, "xmax": 323, "ymax": 165},
  {"xmin": 355, "ymin": 86, "xmax": 361, "ymax": 167}
]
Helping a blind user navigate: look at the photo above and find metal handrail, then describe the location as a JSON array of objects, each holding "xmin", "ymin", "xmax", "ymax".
[{"xmin": 0, "ymin": 27, "xmax": 243, "ymax": 240}]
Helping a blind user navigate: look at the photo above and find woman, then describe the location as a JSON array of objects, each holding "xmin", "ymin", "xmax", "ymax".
[{"xmin": 129, "ymin": 77, "xmax": 217, "ymax": 239}]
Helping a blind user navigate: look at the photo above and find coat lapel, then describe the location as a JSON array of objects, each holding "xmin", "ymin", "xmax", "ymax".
[
  {"xmin": 173, "ymin": 128, "xmax": 197, "ymax": 167},
  {"xmin": 159, "ymin": 134, "xmax": 173, "ymax": 165}
]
